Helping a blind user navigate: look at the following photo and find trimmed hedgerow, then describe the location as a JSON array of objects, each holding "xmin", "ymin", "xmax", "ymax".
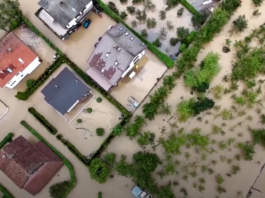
[
  {"xmin": 96, "ymin": 0, "xmax": 174, "ymax": 68},
  {"xmin": 20, "ymin": 121, "xmax": 76, "ymax": 197},
  {"xmin": 15, "ymin": 57, "xmax": 64, "ymax": 100},
  {"xmin": 0, "ymin": 133, "xmax": 13, "ymax": 149},
  {"xmin": 0, "ymin": 184, "xmax": 14, "ymax": 198},
  {"xmin": 28, "ymin": 107, "xmax": 57, "ymax": 135},
  {"xmin": 179, "ymin": 0, "xmax": 200, "ymax": 15}
]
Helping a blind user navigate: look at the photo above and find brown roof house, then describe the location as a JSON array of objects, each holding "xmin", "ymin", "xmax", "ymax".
[
  {"xmin": 0, "ymin": 32, "xmax": 42, "ymax": 89},
  {"xmin": 86, "ymin": 23, "xmax": 147, "ymax": 91},
  {"xmin": 0, "ymin": 136, "xmax": 63, "ymax": 196}
]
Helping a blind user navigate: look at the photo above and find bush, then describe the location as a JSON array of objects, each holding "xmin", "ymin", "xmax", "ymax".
[
  {"xmin": 193, "ymin": 97, "xmax": 215, "ymax": 115},
  {"xmin": 170, "ymin": 38, "xmax": 179, "ymax": 46},
  {"xmin": 177, "ymin": 99, "xmax": 195, "ymax": 122},
  {"xmin": 179, "ymin": 43, "xmax": 186, "ymax": 52},
  {"xmin": 112, "ymin": 124, "xmax": 123, "ymax": 136},
  {"xmin": 191, "ymin": 10, "xmax": 210, "ymax": 27},
  {"xmin": 49, "ymin": 181, "xmax": 72, "ymax": 198},
  {"xmin": 56, "ymin": 134, "xmax": 63, "ymax": 140},
  {"xmin": 152, "ymin": 38, "xmax": 161, "ymax": 47},
  {"xmin": 131, "ymin": 20, "xmax": 137, "ymax": 27},
  {"xmin": 26, "ymin": 79, "xmax": 35, "ymax": 88},
  {"xmin": 96, "ymin": 128, "xmax": 105, "ymax": 136},
  {"xmin": 238, "ymin": 142, "xmax": 255, "ymax": 161},
  {"xmin": 15, "ymin": 57, "xmax": 64, "ymax": 100},
  {"xmin": 120, "ymin": 11, "xmax": 128, "ymax": 19},
  {"xmin": 96, "ymin": 97, "xmax": 102, "ymax": 103},
  {"xmin": 0, "ymin": 133, "xmax": 13, "ymax": 149},
  {"xmin": 20, "ymin": 121, "xmax": 76, "ymax": 197},
  {"xmin": 76, "ymin": 119, "xmax": 82, "ymax": 123},
  {"xmin": 89, "ymin": 158, "xmax": 111, "ymax": 183},
  {"xmin": 98, "ymin": 192, "xmax": 103, "ymax": 198},
  {"xmin": 233, "ymin": 15, "xmax": 248, "ymax": 32},
  {"xmin": 141, "ymin": 29, "xmax": 148, "ymax": 38},
  {"xmin": 167, "ymin": 0, "xmax": 180, "ymax": 9},
  {"xmin": 146, "ymin": 18, "xmax": 156, "ymax": 29},
  {"xmin": 28, "ymin": 107, "xmax": 57, "ymax": 135},
  {"xmin": 127, "ymin": 6, "xmax": 135, "ymax": 14},
  {"xmin": 177, "ymin": 27, "xmax": 190, "ymax": 40},
  {"xmin": 86, "ymin": 108, "xmax": 92, "ymax": 113}
]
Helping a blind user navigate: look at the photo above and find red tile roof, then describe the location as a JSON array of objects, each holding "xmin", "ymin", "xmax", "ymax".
[
  {"xmin": 0, "ymin": 32, "xmax": 38, "ymax": 87},
  {"xmin": 0, "ymin": 136, "xmax": 63, "ymax": 196}
]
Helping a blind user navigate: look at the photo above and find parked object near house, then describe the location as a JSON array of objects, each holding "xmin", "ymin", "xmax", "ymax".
[
  {"xmin": 83, "ymin": 19, "xmax": 92, "ymax": 28},
  {"xmin": 37, "ymin": 0, "xmax": 94, "ymax": 39},
  {"xmin": 41, "ymin": 67, "xmax": 93, "ymax": 120},
  {"xmin": 86, "ymin": 23, "xmax": 147, "ymax": 92},
  {"xmin": 0, "ymin": 32, "xmax": 42, "ymax": 89},
  {"xmin": 131, "ymin": 186, "xmax": 152, "ymax": 198},
  {"xmin": 0, "ymin": 136, "xmax": 63, "ymax": 196}
]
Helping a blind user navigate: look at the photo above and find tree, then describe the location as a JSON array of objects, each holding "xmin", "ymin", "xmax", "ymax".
[
  {"xmin": 120, "ymin": 0, "xmax": 127, "ymax": 3},
  {"xmin": 169, "ymin": 38, "xmax": 178, "ymax": 46},
  {"xmin": 233, "ymin": 15, "xmax": 248, "ymax": 32},
  {"xmin": 191, "ymin": 10, "xmax": 210, "ymax": 27},
  {"xmin": 142, "ymin": 102, "xmax": 158, "ymax": 120},
  {"xmin": 159, "ymin": 27, "xmax": 167, "ymax": 40},
  {"xmin": 177, "ymin": 7, "xmax": 184, "ymax": 16},
  {"xmin": 176, "ymin": 27, "xmax": 189, "ymax": 40},
  {"xmin": 141, "ymin": 29, "xmax": 148, "ymax": 37},
  {"xmin": 152, "ymin": 38, "xmax": 161, "ymax": 47},
  {"xmin": 159, "ymin": 10, "xmax": 166, "ymax": 20},
  {"xmin": 104, "ymin": 153, "xmax": 116, "ymax": 165},
  {"xmin": 253, "ymin": 9, "xmax": 261, "ymax": 16},
  {"xmin": 49, "ymin": 181, "xmax": 71, "ymax": 198},
  {"xmin": 220, "ymin": 0, "xmax": 241, "ymax": 15},
  {"xmin": 107, "ymin": 2, "xmax": 119, "ymax": 15},
  {"xmin": 88, "ymin": 159, "xmax": 111, "ymax": 183},
  {"xmin": 159, "ymin": 132, "xmax": 187, "ymax": 154},
  {"xmin": 144, "ymin": 0, "xmax": 156, "ymax": 10},
  {"xmin": 125, "ymin": 115, "xmax": 145, "ymax": 138},
  {"xmin": 146, "ymin": 18, "xmax": 156, "ymax": 29},
  {"xmin": 0, "ymin": 0, "xmax": 21, "ymax": 31},
  {"xmin": 26, "ymin": 79, "xmax": 35, "ymax": 88},
  {"xmin": 166, "ymin": 0, "xmax": 179, "ymax": 9},
  {"xmin": 157, "ymin": 184, "xmax": 175, "ymax": 198},
  {"xmin": 252, "ymin": 0, "xmax": 263, "ymax": 7},
  {"xmin": 137, "ymin": 131, "xmax": 155, "ymax": 145},
  {"xmin": 136, "ymin": 9, "xmax": 147, "ymax": 21},
  {"xmin": 127, "ymin": 6, "xmax": 135, "ymax": 14},
  {"xmin": 163, "ymin": 75, "xmax": 176, "ymax": 90},
  {"xmin": 166, "ymin": 21, "xmax": 174, "ymax": 30},
  {"xmin": 120, "ymin": 11, "xmax": 128, "ymax": 19}
]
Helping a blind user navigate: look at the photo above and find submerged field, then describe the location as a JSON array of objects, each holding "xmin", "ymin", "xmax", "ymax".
[{"xmin": 103, "ymin": 1, "xmax": 265, "ymax": 198}]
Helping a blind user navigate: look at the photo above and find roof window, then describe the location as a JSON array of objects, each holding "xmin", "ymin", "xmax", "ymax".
[
  {"xmin": 117, "ymin": 47, "xmax": 121, "ymax": 52},
  {"xmin": 130, "ymin": 37, "xmax": 134, "ymax": 41},
  {"xmin": 125, "ymin": 32, "xmax": 129, "ymax": 36},
  {"xmin": 105, "ymin": 53, "xmax": 109, "ymax": 57},
  {"xmin": 119, "ymin": 27, "xmax": 123, "ymax": 31},
  {"xmin": 115, "ymin": 61, "xmax": 118, "ymax": 65}
]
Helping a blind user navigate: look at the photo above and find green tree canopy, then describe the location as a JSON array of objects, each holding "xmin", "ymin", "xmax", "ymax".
[{"xmin": 88, "ymin": 158, "xmax": 111, "ymax": 183}]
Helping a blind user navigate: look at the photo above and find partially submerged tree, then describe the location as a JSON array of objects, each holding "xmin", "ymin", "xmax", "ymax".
[
  {"xmin": 136, "ymin": 9, "xmax": 147, "ymax": 21},
  {"xmin": 144, "ymin": 0, "xmax": 156, "ymax": 10},
  {"xmin": 89, "ymin": 158, "xmax": 111, "ymax": 183},
  {"xmin": 252, "ymin": 0, "xmax": 263, "ymax": 7},
  {"xmin": 146, "ymin": 18, "xmax": 156, "ymax": 29},
  {"xmin": 233, "ymin": 15, "xmax": 248, "ymax": 32},
  {"xmin": 0, "ymin": 0, "xmax": 21, "ymax": 31},
  {"xmin": 141, "ymin": 29, "xmax": 148, "ymax": 38},
  {"xmin": 159, "ymin": 27, "xmax": 167, "ymax": 40},
  {"xmin": 159, "ymin": 10, "xmax": 166, "ymax": 20},
  {"xmin": 176, "ymin": 27, "xmax": 190, "ymax": 41}
]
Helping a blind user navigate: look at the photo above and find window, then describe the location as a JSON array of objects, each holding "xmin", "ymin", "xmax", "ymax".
[{"xmin": 125, "ymin": 32, "xmax": 129, "ymax": 36}]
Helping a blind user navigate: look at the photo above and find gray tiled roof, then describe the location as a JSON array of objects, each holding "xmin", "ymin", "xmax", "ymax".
[
  {"xmin": 38, "ymin": 0, "xmax": 92, "ymax": 27},
  {"xmin": 41, "ymin": 67, "xmax": 90, "ymax": 115},
  {"xmin": 87, "ymin": 23, "xmax": 146, "ymax": 87}
]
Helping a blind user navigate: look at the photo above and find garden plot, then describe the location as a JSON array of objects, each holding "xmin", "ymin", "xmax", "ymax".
[
  {"xmin": 13, "ymin": 25, "xmax": 56, "ymax": 91},
  {"xmin": 70, "ymin": 97, "xmax": 121, "ymax": 152},
  {"xmin": 102, "ymin": 1, "xmax": 265, "ymax": 198},
  {"xmin": 103, "ymin": 0, "xmax": 195, "ymax": 55}
]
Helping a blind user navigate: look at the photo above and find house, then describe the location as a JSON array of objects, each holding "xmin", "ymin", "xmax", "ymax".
[
  {"xmin": 41, "ymin": 67, "xmax": 92, "ymax": 118},
  {"xmin": 37, "ymin": 0, "xmax": 94, "ymax": 39},
  {"xmin": 0, "ymin": 136, "xmax": 63, "ymax": 196},
  {"xmin": 0, "ymin": 32, "xmax": 42, "ymax": 89},
  {"xmin": 86, "ymin": 23, "xmax": 146, "ymax": 92}
]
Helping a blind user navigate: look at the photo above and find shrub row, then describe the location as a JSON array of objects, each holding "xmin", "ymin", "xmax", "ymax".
[
  {"xmin": 0, "ymin": 184, "xmax": 14, "ymax": 198},
  {"xmin": 96, "ymin": 0, "xmax": 174, "ymax": 68},
  {"xmin": 20, "ymin": 120, "xmax": 76, "ymax": 197},
  {"xmin": 0, "ymin": 133, "xmax": 13, "ymax": 149},
  {"xmin": 179, "ymin": 0, "xmax": 200, "ymax": 15},
  {"xmin": 143, "ymin": 0, "xmax": 241, "ymax": 120},
  {"xmin": 28, "ymin": 107, "xmax": 57, "ymax": 135},
  {"xmin": 15, "ymin": 57, "xmax": 64, "ymax": 100}
]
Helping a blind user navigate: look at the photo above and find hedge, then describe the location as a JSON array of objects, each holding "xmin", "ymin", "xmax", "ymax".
[
  {"xmin": 20, "ymin": 121, "xmax": 76, "ymax": 197},
  {"xmin": 28, "ymin": 107, "xmax": 57, "ymax": 135},
  {"xmin": 15, "ymin": 57, "xmax": 64, "ymax": 100},
  {"xmin": 180, "ymin": 0, "xmax": 200, "ymax": 16},
  {"xmin": 0, "ymin": 133, "xmax": 13, "ymax": 149},
  {"xmin": 0, "ymin": 184, "xmax": 14, "ymax": 198},
  {"xmin": 96, "ymin": 0, "xmax": 174, "ymax": 68}
]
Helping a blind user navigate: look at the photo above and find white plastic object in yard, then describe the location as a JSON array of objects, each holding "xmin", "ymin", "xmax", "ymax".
[{"xmin": 129, "ymin": 71, "xmax": 136, "ymax": 79}]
